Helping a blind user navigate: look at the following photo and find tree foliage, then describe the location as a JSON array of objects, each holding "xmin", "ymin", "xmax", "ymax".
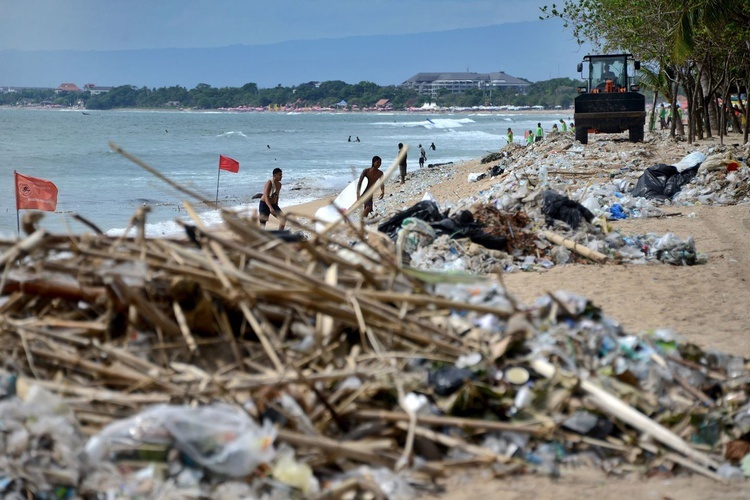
[{"xmin": 2, "ymin": 79, "xmax": 582, "ymax": 111}]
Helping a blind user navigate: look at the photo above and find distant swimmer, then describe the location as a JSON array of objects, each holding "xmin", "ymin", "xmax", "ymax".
[
  {"xmin": 356, "ymin": 136, "xmax": 360, "ymax": 142},
  {"xmin": 267, "ymin": 145, "xmax": 271, "ymax": 149},
  {"xmin": 348, "ymin": 135, "xmax": 352, "ymax": 142},
  {"xmin": 430, "ymin": 142, "xmax": 436, "ymax": 151}
]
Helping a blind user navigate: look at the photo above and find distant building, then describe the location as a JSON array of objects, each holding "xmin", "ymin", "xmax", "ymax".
[
  {"xmin": 56, "ymin": 83, "xmax": 81, "ymax": 93},
  {"xmin": 375, "ymin": 98, "xmax": 390, "ymax": 109},
  {"xmin": 401, "ymin": 71, "xmax": 530, "ymax": 98},
  {"xmin": 83, "ymin": 83, "xmax": 113, "ymax": 95}
]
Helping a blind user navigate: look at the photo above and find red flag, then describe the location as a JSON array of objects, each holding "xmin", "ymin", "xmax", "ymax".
[
  {"xmin": 14, "ymin": 171, "xmax": 58, "ymax": 211},
  {"xmin": 219, "ymin": 155, "xmax": 240, "ymax": 173}
]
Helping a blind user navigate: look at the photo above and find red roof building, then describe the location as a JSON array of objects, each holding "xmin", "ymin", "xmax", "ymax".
[{"xmin": 56, "ymin": 83, "xmax": 81, "ymax": 93}]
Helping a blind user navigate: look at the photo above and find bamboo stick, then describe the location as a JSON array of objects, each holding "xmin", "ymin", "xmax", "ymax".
[
  {"xmin": 354, "ymin": 409, "xmax": 549, "ymax": 436},
  {"xmin": 530, "ymin": 358, "xmax": 722, "ymax": 472},
  {"xmin": 541, "ymin": 230, "xmax": 609, "ymax": 264}
]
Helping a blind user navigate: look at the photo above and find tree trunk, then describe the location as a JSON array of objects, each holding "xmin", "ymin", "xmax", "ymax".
[
  {"xmin": 700, "ymin": 63, "xmax": 718, "ymax": 137},
  {"xmin": 742, "ymin": 77, "xmax": 750, "ymax": 144},
  {"xmin": 649, "ymin": 92, "xmax": 659, "ymax": 133},
  {"xmin": 694, "ymin": 81, "xmax": 705, "ymax": 139},
  {"xmin": 684, "ymin": 63, "xmax": 699, "ymax": 144}
]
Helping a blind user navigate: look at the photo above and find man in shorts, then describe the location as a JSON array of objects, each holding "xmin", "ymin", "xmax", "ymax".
[
  {"xmin": 357, "ymin": 156, "xmax": 384, "ymax": 218},
  {"xmin": 397, "ymin": 143, "xmax": 407, "ymax": 183},
  {"xmin": 259, "ymin": 167, "xmax": 285, "ymax": 230},
  {"xmin": 419, "ymin": 144, "xmax": 426, "ymax": 168}
]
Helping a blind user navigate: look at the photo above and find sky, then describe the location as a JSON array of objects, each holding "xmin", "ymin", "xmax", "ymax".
[
  {"xmin": 0, "ymin": 0, "xmax": 590, "ymax": 88},
  {"xmin": 0, "ymin": 0, "xmax": 554, "ymax": 51}
]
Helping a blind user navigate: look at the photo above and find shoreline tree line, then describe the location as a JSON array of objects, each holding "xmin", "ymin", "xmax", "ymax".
[{"xmin": 0, "ymin": 78, "xmax": 583, "ymax": 111}]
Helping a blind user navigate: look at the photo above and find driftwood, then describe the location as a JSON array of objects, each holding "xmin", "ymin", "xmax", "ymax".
[{"xmin": 541, "ymin": 230, "xmax": 609, "ymax": 263}]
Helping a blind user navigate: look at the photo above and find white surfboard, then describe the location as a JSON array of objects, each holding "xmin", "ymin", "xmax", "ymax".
[
  {"xmin": 314, "ymin": 177, "xmax": 362, "ymax": 231},
  {"xmin": 332, "ymin": 177, "xmax": 360, "ymax": 210}
]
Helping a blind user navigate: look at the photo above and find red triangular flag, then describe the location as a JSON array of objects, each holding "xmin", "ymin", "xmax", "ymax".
[
  {"xmin": 15, "ymin": 171, "xmax": 58, "ymax": 211},
  {"xmin": 219, "ymin": 155, "xmax": 240, "ymax": 173}
]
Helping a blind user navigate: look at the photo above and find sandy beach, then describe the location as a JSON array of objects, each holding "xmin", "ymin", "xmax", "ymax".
[{"xmin": 252, "ymin": 131, "xmax": 750, "ymax": 499}]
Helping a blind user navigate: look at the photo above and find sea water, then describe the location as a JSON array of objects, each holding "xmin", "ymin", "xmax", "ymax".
[{"xmin": 0, "ymin": 108, "xmax": 567, "ymax": 237}]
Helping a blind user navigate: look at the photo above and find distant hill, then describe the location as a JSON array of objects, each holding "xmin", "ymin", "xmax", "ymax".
[{"xmin": 0, "ymin": 20, "xmax": 589, "ymax": 89}]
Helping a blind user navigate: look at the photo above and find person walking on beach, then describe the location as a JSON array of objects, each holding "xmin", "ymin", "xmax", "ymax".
[
  {"xmin": 419, "ymin": 144, "xmax": 426, "ymax": 168},
  {"xmin": 535, "ymin": 123, "xmax": 544, "ymax": 143},
  {"xmin": 526, "ymin": 130, "xmax": 534, "ymax": 146},
  {"xmin": 659, "ymin": 104, "xmax": 667, "ymax": 130},
  {"xmin": 506, "ymin": 128, "xmax": 514, "ymax": 146},
  {"xmin": 259, "ymin": 167, "xmax": 285, "ymax": 230},
  {"xmin": 357, "ymin": 156, "xmax": 385, "ymax": 218},
  {"xmin": 397, "ymin": 143, "xmax": 407, "ymax": 184}
]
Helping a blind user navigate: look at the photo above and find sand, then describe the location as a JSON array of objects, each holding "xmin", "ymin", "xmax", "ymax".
[{"xmin": 245, "ymin": 132, "xmax": 750, "ymax": 497}]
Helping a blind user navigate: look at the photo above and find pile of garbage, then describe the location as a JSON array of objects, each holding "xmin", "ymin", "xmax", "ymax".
[
  {"xmin": 393, "ymin": 135, "xmax": 748, "ymax": 274},
  {"xmin": 0, "ymin": 199, "xmax": 749, "ymax": 498},
  {"xmin": 384, "ymin": 195, "xmax": 705, "ymax": 275},
  {"xmin": 472, "ymin": 134, "xmax": 749, "ymax": 220}
]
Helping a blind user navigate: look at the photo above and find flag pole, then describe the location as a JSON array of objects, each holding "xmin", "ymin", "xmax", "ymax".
[
  {"xmin": 13, "ymin": 170, "xmax": 20, "ymax": 236},
  {"xmin": 215, "ymin": 168, "xmax": 221, "ymax": 206}
]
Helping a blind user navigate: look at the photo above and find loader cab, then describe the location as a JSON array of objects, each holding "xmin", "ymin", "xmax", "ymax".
[
  {"xmin": 577, "ymin": 54, "xmax": 641, "ymax": 94},
  {"xmin": 573, "ymin": 53, "xmax": 646, "ymax": 144}
]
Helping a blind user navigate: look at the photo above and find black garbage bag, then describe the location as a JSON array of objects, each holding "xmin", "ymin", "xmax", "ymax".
[
  {"xmin": 632, "ymin": 163, "xmax": 701, "ymax": 199},
  {"xmin": 378, "ymin": 201, "xmax": 508, "ymax": 251},
  {"xmin": 430, "ymin": 211, "xmax": 508, "ymax": 251},
  {"xmin": 490, "ymin": 165, "xmax": 505, "ymax": 177},
  {"xmin": 377, "ymin": 200, "xmax": 445, "ymax": 239},
  {"xmin": 542, "ymin": 190, "xmax": 595, "ymax": 229},
  {"xmin": 428, "ymin": 366, "xmax": 476, "ymax": 396},
  {"xmin": 663, "ymin": 165, "xmax": 700, "ymax": 198},
  {"xmin": 631, "ymin": 163, "xmax": 678, "ymax": 199}
]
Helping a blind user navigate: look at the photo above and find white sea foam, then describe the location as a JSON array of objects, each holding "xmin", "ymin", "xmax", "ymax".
[
  {"xmin": 217, "ymin": 131, "xmax": 248, "ymax": 138},
  {"xmin": 373, "ymin": 117, "xmax": 475, "ymax": 129}
]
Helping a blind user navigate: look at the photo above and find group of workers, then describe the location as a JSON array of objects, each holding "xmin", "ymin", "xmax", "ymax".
[{"xmin": 506, "ymin": 118, "xmax": 575, "ymax": 146}]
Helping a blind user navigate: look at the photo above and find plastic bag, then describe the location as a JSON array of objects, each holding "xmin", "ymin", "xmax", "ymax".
[
  {"xmin": 377, "ymin": 200, "xmax": 444, "ymax": 239},
  {"xmin": 631, "ymin": 164, "xmax": 678, "ymax": 199},
  {"xmin": 673, "ymin": 151, "xmax": 706, "ymax": 172},
  {"xmin": 85, "ymin": 403, "xmax": 277, "ymax": 477},
  {"xmin": 542, "ymin": 190, "xmax": 594, "ymax": 229},
  {"xmin": 398, "ymin": 218, "xmax": 436, "ymax": 254},
  {"xmin": 698, "ymin": 152, "xmax": 739, "ymax": 173}
]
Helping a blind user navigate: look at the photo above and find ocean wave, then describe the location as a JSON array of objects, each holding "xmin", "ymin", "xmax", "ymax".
[
  {"xmin": 217, "ymin": 131, "xmax": 248, "ymax": 138},
  {"xmin": 373, "ymin": 117, "xmax": 475, "ymax": 129}
]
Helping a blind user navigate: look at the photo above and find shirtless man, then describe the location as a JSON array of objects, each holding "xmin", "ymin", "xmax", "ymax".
[
  {"xmin": 357, "ymin": 156, "xmax": 384, "ymax": 218},
  {"xmin": 397, "ymin": 143, "xmax": 407, "ymax": 184},
  {"xmin": 259, "ymin": 167, "xmax": 285, "ymax": 230}
]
